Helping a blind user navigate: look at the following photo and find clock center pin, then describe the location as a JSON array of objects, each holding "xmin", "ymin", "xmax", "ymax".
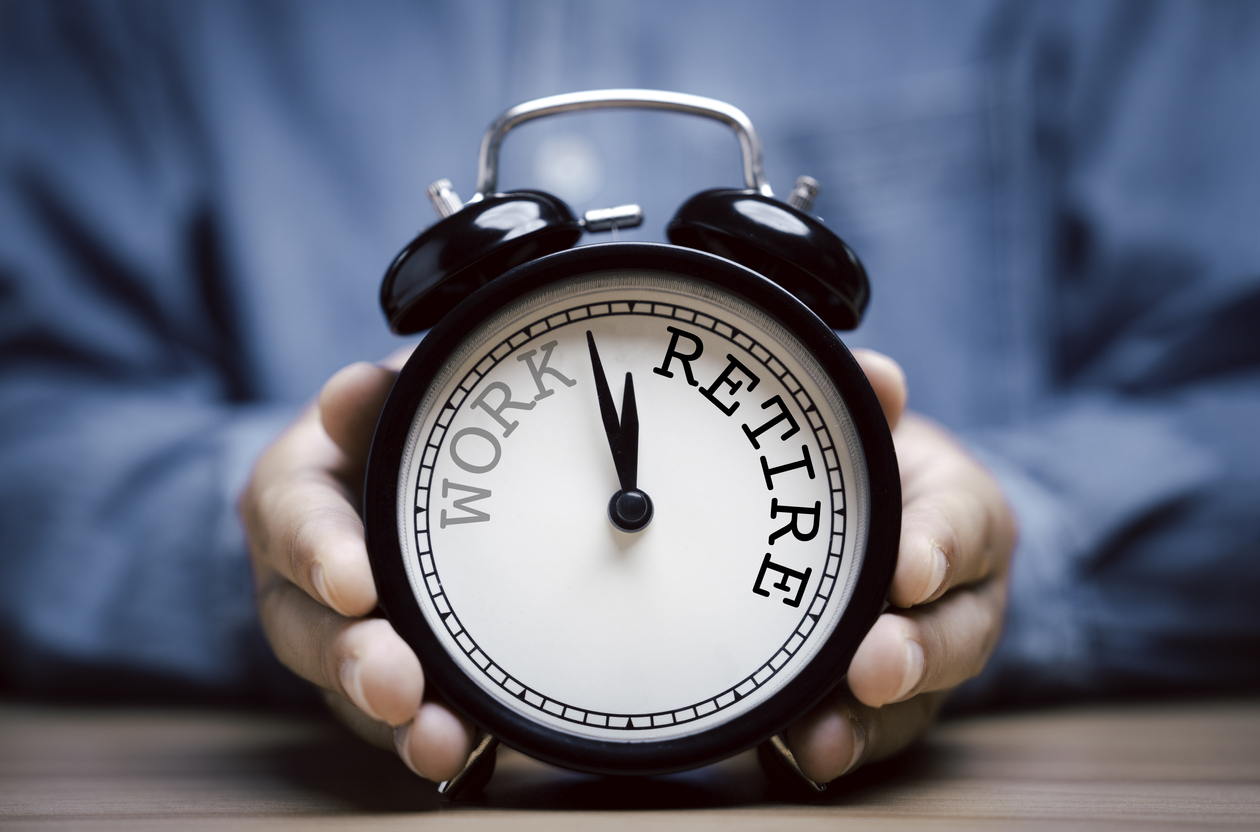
[{"xmin": 609, "ymin": 488, "xmax": 653, "ymax": 533}]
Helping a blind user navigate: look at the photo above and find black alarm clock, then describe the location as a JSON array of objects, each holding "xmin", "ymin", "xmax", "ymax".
[{"xmin": 364, "ymin": 90, "xmax": 899, "ymax": 796}]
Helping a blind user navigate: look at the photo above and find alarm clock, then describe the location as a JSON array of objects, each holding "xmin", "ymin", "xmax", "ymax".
[{"xmin": 364, "ymin": 90, "xmax": 900, "ymax": 796}]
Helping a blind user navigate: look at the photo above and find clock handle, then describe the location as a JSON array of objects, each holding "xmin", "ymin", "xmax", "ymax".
[
  {"xmin": 436, "ymin": 730, "xmax": 500, "ymax": 799},
  {"xmin": 381, "ymin": 89, "xmax": 869, "ymax": 334},
  {"xmin": 470, "ymin": 89, "xmax": 774, "ymax": 201}
]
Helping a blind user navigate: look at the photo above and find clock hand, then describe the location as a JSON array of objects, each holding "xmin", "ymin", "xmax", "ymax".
[
  {"xmin": 619, "ymin": 371, "xmax": 638, "ymax": 491},
  {"xmin": 586, "ymin": 331, "xmax": 632, "ymax": 492},
  {"xmin": 586, "ymin": 331, "xmax": 652, "ymax": 531}
]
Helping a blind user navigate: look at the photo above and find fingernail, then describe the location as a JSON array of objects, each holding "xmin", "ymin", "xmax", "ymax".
[
  {"xmin": 339, "ymin": 656, "xmax": 383, "ymax": 722},
  {"xmin": 915, "ymin": 546, "xmax": 948, "ymax": 605},
  {"xmin": 394, "ymin": 722, "xmax": 422, "ymax": 777},
  {"xmin": 839, "ymin": 714, "xmax": 867, "ymax": 777},
  {"xmin": 311, "ymin": 561, "xmax": 334, "ymax": 607},
  {"xmin": 891, "ymin": 639, "xmax": 925, "ymax": 703}
]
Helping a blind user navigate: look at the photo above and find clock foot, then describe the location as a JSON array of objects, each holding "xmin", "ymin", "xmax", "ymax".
[
  {"xmin": 757, "ymin": 733, "xmax": 827, "ymax": 795},
  {"xmin": 437, "ymin": 730, "xmax": 499, "ymax": 799}
]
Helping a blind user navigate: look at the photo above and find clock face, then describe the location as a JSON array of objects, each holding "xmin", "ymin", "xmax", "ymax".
[{"xmin": 367, "ymin": 245, "xmax": 897, "ymax": 773}]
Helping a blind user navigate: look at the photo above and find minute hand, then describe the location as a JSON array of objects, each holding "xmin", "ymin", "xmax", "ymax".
[{"xmin": 586, "ymin": 331, "xmax": 637, "ymax": 492}]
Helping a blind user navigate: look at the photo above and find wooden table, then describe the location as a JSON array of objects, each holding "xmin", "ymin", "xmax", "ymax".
[{"xmin": 2, "ymin": 699, "xmax": 1258, "ymax": 830}]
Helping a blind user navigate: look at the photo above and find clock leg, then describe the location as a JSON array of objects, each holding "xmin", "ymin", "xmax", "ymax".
[
  {"xmin": 436, "ymin": 730, "xmax": 500, "ymax": 799},
  {"xmin": 757, "ymin": 734, "xmax": 827, "ymax": 795}
]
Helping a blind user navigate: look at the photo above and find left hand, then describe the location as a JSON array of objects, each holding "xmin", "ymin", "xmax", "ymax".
[
  {"xmin": 240, "ymin": 347, "xmax": 476, "ymax": 782},
  {"xmin": 785, "ymin": 349, "xmax": 1017, "ymax": 783}
]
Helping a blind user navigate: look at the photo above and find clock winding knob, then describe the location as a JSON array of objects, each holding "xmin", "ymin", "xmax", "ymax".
[{"xmin": 786, "ymin": 175, "xmax": 820, "ymax": 213}]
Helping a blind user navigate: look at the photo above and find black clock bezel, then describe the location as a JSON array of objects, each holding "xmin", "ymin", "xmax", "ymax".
[{"xmin": 365, "ymin": 243, "xmax": 900, "ymax": 776}]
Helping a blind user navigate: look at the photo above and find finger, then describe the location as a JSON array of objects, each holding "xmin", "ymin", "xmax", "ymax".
[
  {"xmin": 852, "ymin": 349, "xmax": 907, "ymax": 431},
  {"xmin": 245, "ymin": 448, "xmax": 378, "ymax": 616},
  {"xmin": 787, "ymin": 688, "xmax": 948, "ymax": 783},
  {"xmin": 382, "ymin": 343, "xmax": 418, "ymax": 371},
  {"xmin": 395, "ymin": 700, "xmax": 476, "ymax": 782},
  {"xmin": 847, "ymin": 578, "xmax": 1007, "ymax": 707},
  {"xmin": 889, "ymin": 416, "xmax": 1016, "ymax": 607},
  {"xmin": 326, "ymin": 660, "xmax": 475, "ymax": 784},
  {"xmin": 319, "ymin": 362, "xmax": 398, "ymax": 464},
  {"xmin": 323, "ymin": 688, "xmax": 395, "ymax": 751},
  {"xmin": 257, "ymin": 576, "xmax": 423, "ymax": 725}
]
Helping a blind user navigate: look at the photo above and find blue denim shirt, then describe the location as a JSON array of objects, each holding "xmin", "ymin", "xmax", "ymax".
[{"xmin": 1, "ymin": 0, "xmax": 1258, "ymax": 704}]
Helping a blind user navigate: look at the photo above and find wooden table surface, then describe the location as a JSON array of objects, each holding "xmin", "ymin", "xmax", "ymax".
[{"xmin": 1, "ymin": 699, "xmax": 1258, "ymax": 831}]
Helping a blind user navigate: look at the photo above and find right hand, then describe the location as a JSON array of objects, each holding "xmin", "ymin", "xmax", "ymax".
[
  {"xmin": 239, "ymin": 352, "xmax": 474, "ymax": 781},
  {"xmin": 786, "ymin": 349, "xmax": 1016, "ymax": 783}
]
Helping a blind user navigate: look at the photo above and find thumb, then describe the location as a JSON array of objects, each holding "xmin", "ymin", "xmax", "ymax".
[
  {"xmin": 852, "ymin": 348, "xmax": 908, "ymax": 432},
  {"xmin": 319, "ymin": 362, "xmax": 398, "ymax": 463}
]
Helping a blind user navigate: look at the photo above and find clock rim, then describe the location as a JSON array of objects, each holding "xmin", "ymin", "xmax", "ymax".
[{"xmin": 365, "ymin": 242, "xmax": 900, "ymax": 776}]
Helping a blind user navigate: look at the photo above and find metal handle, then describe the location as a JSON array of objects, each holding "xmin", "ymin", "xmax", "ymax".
[{"xmin": 471, "ymin": 89, "xmax": 774, "ymax": 201}]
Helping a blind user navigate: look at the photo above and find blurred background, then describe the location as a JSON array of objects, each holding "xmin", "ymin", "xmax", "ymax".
[{"xmin": 0, "ymin": 0, "xmax": 1257, "ymax": 708}]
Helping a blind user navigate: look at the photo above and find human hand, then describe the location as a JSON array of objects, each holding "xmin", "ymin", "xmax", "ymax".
[
  {"xmin": 785, "ymin": 349, "xmax": 1016, "ymax": 783},
  {"xmin": 240, "ymin": 350, "xmax": 474, "ymax": 782},
  {"xmin": 241, "ymin": 345, "xmax": 1011, "ymax": 786}
]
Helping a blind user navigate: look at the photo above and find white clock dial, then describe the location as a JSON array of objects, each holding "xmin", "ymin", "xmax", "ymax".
[{"xmin": 395, "ymin": 271, "xmax": 869, "ymax": 742}]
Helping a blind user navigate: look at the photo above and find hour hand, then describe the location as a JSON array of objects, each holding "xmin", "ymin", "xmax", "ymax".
[
  {"xmin": 586, "ymin": 331, "xmax": 652, "ymax": 531},
  {"xmin": 619, "ymin": 372, "xmax": 638, "ymax": 491}
]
